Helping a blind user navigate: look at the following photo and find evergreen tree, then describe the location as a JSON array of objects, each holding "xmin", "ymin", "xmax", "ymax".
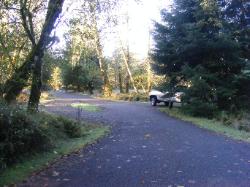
[
  {"xmin": 219, "ymin": 0, "xmax": 250, "ymax": 60},
  {"xmin": 151, "ymin": 0, "xmax": 247, "ymax": 114}
]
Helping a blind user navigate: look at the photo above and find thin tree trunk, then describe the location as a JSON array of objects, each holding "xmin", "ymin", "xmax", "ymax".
[
  {"xmin": 146, "ymin": 27, "xmax": 152, "ymax": 93},
  {"xmin": 95, "ymin": 41, "xmax": 112, "ymax": 96},
  {"xmin": 91, "ymin": 3, "xmax": 112, "ymax": 97},
  {"xmin": 147, "ymin": 59, "xmax": 152, "ymax": 93},
  {"xmin": 125, "ymin": 73, "xmax": 129, "ymax": 93},
  {"xmin": 118, "ymin": 69, "xmax": 123, "ymax": 93},
  {"xmin": 120, "ymin": 46, "xmax": 138, "ymax": 94}
]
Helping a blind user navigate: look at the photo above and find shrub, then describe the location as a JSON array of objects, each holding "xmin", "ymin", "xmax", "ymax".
[
  {"xmin": 63, "ymin": 65, "xmax": 102, "ymax": 93},
  {"xmin": 0, "ymin": 101, "xmax": 84, "ymax": 171},
  {"xmin": 110, "ymin": 93, "xmax": 148, "ymax": 102},
  {"xmin": 0, "ymin": 102, "xmax": 51, "ymax": 170},
  {"xmin": 181, "ymin": 100, "xmax": 218, "ymax": 119},
  {"xmin": 59, "ymin": 117, "xmax": 82, "ymax": 138}
]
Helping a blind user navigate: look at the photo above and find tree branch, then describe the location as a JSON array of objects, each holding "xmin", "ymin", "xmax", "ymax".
[{"xmin": 19, "ymin": 0, "xmax": 36, "ymax": 46}]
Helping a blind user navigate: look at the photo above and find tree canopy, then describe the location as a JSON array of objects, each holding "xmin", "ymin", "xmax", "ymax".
[{"xmin": 151, "ymin": 0, "xmax": 250, "ymax": 114}]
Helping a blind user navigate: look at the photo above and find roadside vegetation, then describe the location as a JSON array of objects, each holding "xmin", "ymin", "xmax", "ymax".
[
  {"xmin": 0, "ymin": 100, "xmax": 108, "ymax": 186},
  {"xmin": 102, "ymin": 92, "xmax": 148, "ymax": 102},
  {"xmin": 160, "ymin": 107, "xmax": 250, "ymax": 142}
]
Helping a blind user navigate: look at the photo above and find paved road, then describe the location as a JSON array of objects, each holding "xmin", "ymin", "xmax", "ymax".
[{"xmin": 20, "ymin": 91, "xmax": 250, "ymax": 187}]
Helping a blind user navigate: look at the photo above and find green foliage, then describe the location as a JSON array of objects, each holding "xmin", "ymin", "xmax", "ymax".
[
  {"xmin": 59, "ymin": 117, "xmax": 82, "ymax": 138},
  {"xmin": 0, "ymin": 125, "xmax": 108, "ymax": 187},
  {"xmin": 63, "ymin": 64, "xmax": 102, "ymax": 93},
  {"xmin": 151, "ymin": 0, "xmax": 249, "ymax": 115},
  {"xmin": 0, "ymin": 101, "xmax": 86, "ymax": 171},
  {"xmin": 41, "ymin": 53, "xmax": 64, "ymax": 90},
  {"xmin": 107, "ymin": 92, "xmax": 148, "ymax": 102},
  {"xmin": 0, "ymin": 102, "xmax": 50, "ymax": 170},
  {"xmin": 182, "ymin": 100, "xmax": 218, "ymax": 118},
  {"xmin": 62, "ymin": 33, "xmax": 103, "ymax": 94},
  {"xmin": 220, "ymin": 0, "xmax": 250, "ymax": 59},
  {"xmin": 49, "ymin": 67, "xmax": 62, "ymax": 90}
]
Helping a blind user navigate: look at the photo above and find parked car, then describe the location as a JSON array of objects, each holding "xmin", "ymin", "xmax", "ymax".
[{"xmin": 149, "ymin": 90, "xmax": 184, "ymax": 106}]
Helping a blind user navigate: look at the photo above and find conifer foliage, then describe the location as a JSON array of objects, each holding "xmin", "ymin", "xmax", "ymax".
[{"xmin": 152, "ymin": 0, "xmax": 250, "ymax": 116}]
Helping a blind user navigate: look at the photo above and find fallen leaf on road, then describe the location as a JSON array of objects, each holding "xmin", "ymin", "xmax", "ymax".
[
  {"xmin": 188, "ymin": 180, "xmax": 196, "ymax": 184},
  {"xmin": 52, "ymin": 171, "xmax": 60, "ymax": 177},
  {"xmin": 63, "ymin": 178, "xmax": 70, "ymax": 181},
  {"xmin": 144, "ymin": 134, "xmax": 151, "ymax": 139}
]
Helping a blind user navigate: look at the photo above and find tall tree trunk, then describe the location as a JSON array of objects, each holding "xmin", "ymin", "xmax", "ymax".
[
  {"xmin": 27, "ymin": 52, "xmax": 43, "ymax": 112},
  {"xmin": 121, "ymin": 46, "xmax": 138, "ymax": 94},
  {"xmin": 3, "ymin": 0, "xmax": 65, "ymax": 104},
  {"xmin": 95, "ymin": 39, "xmax": 112, "ymax": 96},
  {"xmin": 146, "ymin": 27, "xmax": 152, "ymax": 93},
  {"xmin": 147, "ymin": 59, "xmax": 152, "ymax": 93},
  {"xmin": 91, "ymin": 2, "xmax": 112, "ymax": 97},
  {"xmin": 125, "ymin": 73, "xmax": 129, "ymax": 93},
  {"xmin": 118, "ymin": 68, "xmax": 123, "ymax": 93}
]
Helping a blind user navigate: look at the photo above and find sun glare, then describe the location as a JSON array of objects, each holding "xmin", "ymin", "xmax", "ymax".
[{"xmin": 54, "ymin": 0, "xmax": 172, "ymax": 59}]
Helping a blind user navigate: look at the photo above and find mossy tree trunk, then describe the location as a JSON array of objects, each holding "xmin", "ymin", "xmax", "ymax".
[
  {"xmin": 3, "ymin": 0, "xmax": 65, "ymax": 110},
  {"xmin": 27, "ymin": 53, "xmax": 43, "ymax": 111}
]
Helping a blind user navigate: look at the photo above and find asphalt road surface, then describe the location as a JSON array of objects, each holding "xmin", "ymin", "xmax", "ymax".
[{"xmin": 19, "ymin": 91, "xmax": 250, "ymax": 187}]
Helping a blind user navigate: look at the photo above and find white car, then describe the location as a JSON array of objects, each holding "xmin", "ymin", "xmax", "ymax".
[{"xmin": 149, "ymin": 90, "xmax": 184, "ymax": 106}]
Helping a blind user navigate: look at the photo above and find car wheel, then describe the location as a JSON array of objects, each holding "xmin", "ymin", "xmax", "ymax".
[
  {"xmin": 151, "ymin": 96, "xmax": 157, "ymax": 106},
  {"xmin": 164, "ymin": 102, "xmax": 169, "ymax": 106}
]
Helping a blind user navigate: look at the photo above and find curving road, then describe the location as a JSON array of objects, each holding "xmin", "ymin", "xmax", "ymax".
[{"xmin": 20, "ymin": 91, "xmax": 250, "ymax": 187}]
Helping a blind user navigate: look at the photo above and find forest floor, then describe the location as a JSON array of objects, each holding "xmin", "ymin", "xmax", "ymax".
[{"xmin": 19, "ymin": 90, "xmax": 250, "ymax": 187}]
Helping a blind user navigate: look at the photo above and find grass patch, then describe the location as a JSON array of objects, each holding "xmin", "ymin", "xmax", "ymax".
[
  {"xmin": 159, "ymin": 108, "xmax": 250, "ymax": 143},
  {"xmin": 0, "ymin": 126, "xmax": 109, "ymax": 186},
  {"xmin": 71, "ymin": 103, "xmax": 102, "ymax": 112}
]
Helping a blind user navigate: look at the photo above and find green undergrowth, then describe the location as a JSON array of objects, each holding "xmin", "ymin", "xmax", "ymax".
[
  {"xmin": 71, "ymin": 103, "xmax": 102, "ymax": 112},
  {"xmin": 102, "ymin": 92, "xmax": 148, "ymax": 102},
  {"xmin": 0, "ymin": 101, "xmax": 109, "ymax": 186},
  {"xmin": 160, "ymin": 108, "xmax": 250, "ymax": 143},
  {"xmin": 0, "ymin": 127, "xmax": 108, "ymax": 186},
  {"xmin": 17, "ymin": 91, "xmax": 54, "ymax": 104}
]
